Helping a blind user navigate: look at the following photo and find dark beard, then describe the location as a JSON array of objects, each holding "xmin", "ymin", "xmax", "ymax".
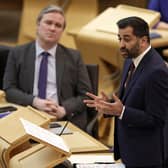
[{"xmin": 127, "ymin": 42, "xmax": 140, "ymax": 59}]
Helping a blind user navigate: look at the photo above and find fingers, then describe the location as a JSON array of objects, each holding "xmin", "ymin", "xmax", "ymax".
[
  {"xmin": 86, "ymin": 92, "xmax": 98, "ymax": 99},
  {"xmin": 83, "ymin": 99, "xmax": 96, "ymax": 108},
  {"xmin": 100, "ymin": 91, "xmax": 109, "ymax": 101},
  {"xmin": 41, "ymin": 99, "xmax": 58, "ymax": 112},
  {"xmin": 84, "ymin": 92, "xmax": 109, "ymax": 110},
  {"xmin": 112, "ymin": 93, "xmax": 120, "ymax": 102},
  {"xmin": 47, "ymin": 111, "xmax": 57, "ymax": 117},
  {"xmin": 46, "ymin": 99, "xmax": 58, "ymax": 107},
  {"xmin": 96, "ymin": 100, "xmax": 111, "ymax": 111}
]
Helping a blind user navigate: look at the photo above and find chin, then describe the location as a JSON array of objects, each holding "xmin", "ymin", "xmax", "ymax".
[
  {"xmin": 121, "ymin": 54, "xmax": 129, "ymax": 59},
  {"xmin": 45, "ymin": 39, "xmax": 57, "ymax": 44}
]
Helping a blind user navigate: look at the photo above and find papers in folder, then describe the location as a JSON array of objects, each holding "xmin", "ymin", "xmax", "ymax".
[
  {"xmin": 75, "ymin": 163, "xmax": 125, "ymax": 168},
  {"xmin": 69, "ymin": 153, "xmax": 115, "ymax": 164},
  {"xmin": 20, "ymin": 118, "xmax": 70, "ymax": 154},
  {"xmin": 69, "ymin": 152, "xmax": 125, "ymax": 168}
]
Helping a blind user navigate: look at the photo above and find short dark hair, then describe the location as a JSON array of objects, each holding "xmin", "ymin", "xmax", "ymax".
[
  {"xmin": 37, "ymin": 5, "xmax": 66, "ymax": 29},
  {"xmin": 117, "ymin": 16, "xmax": 150, "ymax": 43}
]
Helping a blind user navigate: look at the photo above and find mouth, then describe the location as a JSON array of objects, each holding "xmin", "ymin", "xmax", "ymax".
[
  {"xmin": 120, "ymin": 49, "xmax": 129, "ymax": 58},
  {"xmin": 46, "ymin": 34, "xmax": 54, "ymax": 38},
  {"xmin": 120, "ymin": 49, "xmax": 128, "ymax": 54},
  {"xmin": 46, "ymin": 32, "xmax": 56, "ymax": 37}
]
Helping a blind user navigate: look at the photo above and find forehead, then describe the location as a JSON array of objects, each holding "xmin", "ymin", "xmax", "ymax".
[
  {"xmin": 118, "ymin": 26, "xmax": 134, "ymax": 37},
  {"xmin": 41, "ymin": 12, "xmax": 65, "ymax": 22}
]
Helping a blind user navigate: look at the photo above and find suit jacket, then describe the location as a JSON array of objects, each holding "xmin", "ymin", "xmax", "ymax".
[
  {"xmin": 114, "ymin": 48, "xmax": 168, "ymax": 167},
  {"xmin": 3, "ymin": 42, "xmax": 91, "ymax": 130}
]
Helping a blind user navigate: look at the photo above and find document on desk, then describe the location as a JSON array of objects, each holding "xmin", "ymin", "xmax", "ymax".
[
  {"xmin": 75, "ymin": 163, "xmax": 125, "ymax": 168},
  {"xmin": 69, "ymin": 153, "xmax": 115, "ymax": 164},
  {"xmin": 20, "ymin": 118, "xmax": 70, "ymax": 154}
]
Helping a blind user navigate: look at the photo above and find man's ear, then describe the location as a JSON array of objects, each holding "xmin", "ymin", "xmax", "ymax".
[
  {"xmin": 142, "ymin": 36, "xmax": 148, "ymax": 43},
  {"xmin": 140, "ymin": 36, "xmax": 148, "ymax": 47}
]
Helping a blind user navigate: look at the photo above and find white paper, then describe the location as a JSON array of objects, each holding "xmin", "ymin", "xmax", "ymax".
[
  {"xmin": 20, "ymin": 118, "xmax": 70, "ymax": 153},
  {"xmin": 68, "ymin": 153, "xmax": 115, "ymax": 164},
  {"xmin": 75, "ymin": 163, "xmax": 125, "ymax": 168}
]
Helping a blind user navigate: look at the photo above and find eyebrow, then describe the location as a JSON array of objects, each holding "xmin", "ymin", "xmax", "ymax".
[
  {"xmin": 118, "ymin": 34, "xmax": 131, "ymax": 38},
  {"xmin": 123, "ymin": 34, "xmax": 131, "ymax": 37}
]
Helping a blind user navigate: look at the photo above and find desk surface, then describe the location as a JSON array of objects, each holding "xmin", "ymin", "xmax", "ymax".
[
  {"xmin": 58, "ymin": 121, "xmax": 109, "ymax": 153},
  {"xmin": 150, "ymin": 29, "xmax": 168, "ymax": 48},
  {"xmin": 0, "ymin": 91, "xmax": 110, "ymax": 167},
  {"xmin": 0, "ymin": 96, "xmax": 56, "ymax": 145}
]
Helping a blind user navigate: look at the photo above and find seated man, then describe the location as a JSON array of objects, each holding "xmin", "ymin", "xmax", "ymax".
[{"xmin": 3, "ymin": 5, "xmax": 91, "ymax": 131}]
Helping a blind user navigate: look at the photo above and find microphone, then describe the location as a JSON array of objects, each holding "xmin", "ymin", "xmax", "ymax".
[
  {"xmin": 49, "ymin": 120, "xmax": 72, "ymax": 135},
  {"xmin": 59, "ymin": 121, "xmax": 69, "ymax": 136}
]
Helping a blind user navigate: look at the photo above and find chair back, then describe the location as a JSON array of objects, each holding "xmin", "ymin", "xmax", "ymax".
[
  {"xmin": 86, "ymin": 64, "xmax": 99, "ymax": 95},
  {"xmin": 86, "ymin": 64, "xmax": 99, "ymax": 138},
  {"xmin": 0, "ymin": 46, "xmax": 10, "ymax": 89}
]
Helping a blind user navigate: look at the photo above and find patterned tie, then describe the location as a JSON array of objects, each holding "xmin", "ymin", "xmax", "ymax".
[
  {"xmin": 38, "ymin": 52, "xmax": 49, "ymax": 99},
  {"xmin": 124, "ymin": 61, "xmax": 135, "ymax": 88}
]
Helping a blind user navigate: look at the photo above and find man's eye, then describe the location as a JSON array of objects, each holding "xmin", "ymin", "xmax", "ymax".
[
  {"xmin": 123, "ymin": 38, "xmax": 131, "ymax": 42},
  {"xmin": 45, "ymin": 21, "xmax": 52, "ymax": 25},
  {"xmin": 55, "ymin": 23, "xmax": 64, "ymax": 28}
]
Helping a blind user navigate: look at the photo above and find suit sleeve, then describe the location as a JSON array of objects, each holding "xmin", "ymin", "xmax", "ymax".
[
  {"xmin": 3, "ymin": 49, "xmax": 34, "ymax": 105},
  {"xmin": 61, "ymin": 51, "xmax": 92, "ymax": 118}
]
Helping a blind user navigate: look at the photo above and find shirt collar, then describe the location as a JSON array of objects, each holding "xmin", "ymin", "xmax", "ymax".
[
  {"xmin": 35, "ymin": 40, "xmax": 57, "ymax": 57},
  {"xmin": 132, "ymin": 45, "xmax": 151, "ymax": 68}
]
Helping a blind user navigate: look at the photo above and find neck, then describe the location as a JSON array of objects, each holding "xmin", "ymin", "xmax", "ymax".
[
  {"xmin": 37, "ymin": 39, "xmax": 56, "ymax": 51},
  {"xmin": 140, "ymin": 43, "xmax": 150, "ymax": 54}
]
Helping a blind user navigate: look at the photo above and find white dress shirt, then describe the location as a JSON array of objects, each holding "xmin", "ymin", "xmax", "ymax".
[{"xmin": 33, "ymin": 41, "xmax": 59, "ymax": 103}]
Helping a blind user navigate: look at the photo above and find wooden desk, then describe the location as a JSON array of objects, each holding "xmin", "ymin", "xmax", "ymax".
[
  {"xmin": 0, "ymin": 91, "xmax": 57, "ymax": 167},
  {"xmin": 0, "ymin": 91, "xmax": 109, "ymax": 167},
  {"xmin": 151, "ymin": 29, "xmax": 168, "ymax": 48},
  {"xmin": 58, "ymin": 121, "xmax": 109, "ymax": 153},
  {"xmin": 163, "ymin": 49, "xmax": 168, "ymax": 57},
  {"xmin": 8, "ymin": 121, "xmax": 110, "ymax": 168}
]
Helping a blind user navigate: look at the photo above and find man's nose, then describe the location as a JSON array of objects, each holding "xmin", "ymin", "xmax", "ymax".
[
  {"xmin": 49, "ymin": 24, "xmax": 56, "ymax": 30},
  {"xmin": 119, "ymin": 40, "xmax": 126, "ymax": 48}
]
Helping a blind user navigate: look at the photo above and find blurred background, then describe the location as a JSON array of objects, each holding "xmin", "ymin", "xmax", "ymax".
[
  {"xmin": 1, "ymin": 0, "xmax": 168, "ymax": 147},
  {"xmin": 0, "ymin": 0, "xmax": 148, "ymax": 45}
]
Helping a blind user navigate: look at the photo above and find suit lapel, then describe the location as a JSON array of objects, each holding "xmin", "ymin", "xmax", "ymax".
[
  {"xmin": 122, "ymin": 63, "xmax": 144, "ymax": 101},
  {"xmin": 56, "ymin": 45, "xmax": 65, "ymax": 97},
  {"xmin": 119, "ymin": 59, "xmax": 132, "ymax": 98},
  {"xmin": 122, "ymin": 50, "xmax": 151, "ymax": 101}
]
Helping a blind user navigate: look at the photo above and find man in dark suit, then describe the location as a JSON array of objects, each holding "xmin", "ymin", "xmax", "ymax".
[
  {"xmin": 3, "ymin": 5, "xmax": 91, "ymax": 131},
  {"xmin": 84, "ymin": 17, "xmax": 168, "ymax": 168}
]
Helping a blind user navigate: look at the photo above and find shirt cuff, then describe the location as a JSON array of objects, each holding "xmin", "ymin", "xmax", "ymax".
[{"xmin": 118, "ymin": 106, "xmax": 125, "ymax": 120}]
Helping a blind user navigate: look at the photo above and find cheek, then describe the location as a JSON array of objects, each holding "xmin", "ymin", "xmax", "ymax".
[
  {"xmin": 37, "ymin": 26, "xmax": 44, "ymax": 35},
  {"xmin": 128, "ymin": 42, "xmax": 137, "ymax": 50},
  {"xmin": 56, "ymin": 29, "xmax": 64, "ymax": 36},
  {"xmin": 38, "ymin": 24, "xmax": 48, "ymax": 33}
]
